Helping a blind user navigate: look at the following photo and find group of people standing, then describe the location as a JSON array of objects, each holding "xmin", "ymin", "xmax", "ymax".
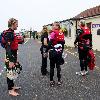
[
  {"xmin": 40, "ymin": 22, "xmax": 65, "ymax": 86},
  {"xmin": 40, "ymin": 20, "xmax": 94, "ymax": 86},
  {"xmin": 1, "ymin": 18, "xmax": 93, "ymax": 97}
]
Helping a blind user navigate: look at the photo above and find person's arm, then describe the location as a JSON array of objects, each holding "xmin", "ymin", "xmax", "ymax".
[
  {"xmin": 6, "ymin": 32, "xmax": 15, "ymax": 62},
  {"xmin": 46, "ymin": 32, "xmax": 55, "ymax": 51},
  {"xmin": 74, "ymin": 29, "xmax": 82, "ymax": 47},
  {"xmin": 90, "ymin": 34, "xmax": 92, "ymax": 48},
  {"xmin": 43, "ymin": 34, "xmax": 48, "ymax": 46},
  {"xmin": 41, "ymin": 34, "xmax": 44, "ymax": 43},
  {"xmin": 74, "ymin": 36, "xmax": 79, "ymax": 47}
]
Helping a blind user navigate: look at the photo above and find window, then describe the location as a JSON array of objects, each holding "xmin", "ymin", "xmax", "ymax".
[
  {"xmin": 64, "ymin": 29, "xmax": 68, "ymax": 37},
  {"xmin": 61, "ymin": 22, "xmax": 72, "ymax": 37},
  {"xmin": 97, "ymin": 29, "xmax": 100, "ymax": 35},
  {"xmin": 69, "ymin": 28, "xmax": 71, "ymax": 37}
]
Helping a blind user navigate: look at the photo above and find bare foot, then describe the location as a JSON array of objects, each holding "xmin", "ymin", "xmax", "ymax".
[{"xmin": 9, "ymin": 90, "xmax": 20, "ymax": 96}]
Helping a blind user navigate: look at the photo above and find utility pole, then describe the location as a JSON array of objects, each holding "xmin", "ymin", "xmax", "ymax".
[{"xmin": 29, "ymin": 27, "xmax": 32, "ymax": 38}]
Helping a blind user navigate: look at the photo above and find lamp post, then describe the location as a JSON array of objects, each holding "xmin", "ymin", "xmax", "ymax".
[{"xmin": 29, "ymin": 27, "xmax": 32, "ymax": 38}]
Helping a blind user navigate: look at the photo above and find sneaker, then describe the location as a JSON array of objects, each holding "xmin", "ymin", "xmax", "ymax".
[
  {"xmin": 76, "ymin": 71, "xmax": 81, "ymax": 75},
  {"xmin": 80, "ymin": 71, "xmax": 86, "ymax": 76},
  {"xmin": 57, "ymin": 81, "xmax": 62, "ymax": 86},
  {"xmin": 50, "ymin": 81, "xmax": 55, "ymax": 87}
]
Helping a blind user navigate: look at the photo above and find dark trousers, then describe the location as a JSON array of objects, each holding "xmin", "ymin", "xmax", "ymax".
[
  {"xmin": 6, "ymin": 50, "xmax": 17, "ymax": 90},
  {"xmin": 79, "ymin": 50, "xmax": 88, "ymax": 71},
  {"xmin": 41, "ymin": 54, "xmax": 47, "ymax": 75},
  {"xmin": 11, "ymin": 50, "xmax": 17, "ymax": 62},
  {"xmin": 7, "ymin": 78, "xmax": 14, "ymax": 90},
  {"xmin": 50, "ymin": 58, "xmax": 61, "ymax": 81}
]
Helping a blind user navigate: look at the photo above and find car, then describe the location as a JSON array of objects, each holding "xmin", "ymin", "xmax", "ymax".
[{"xmin": 16, "ymin": 32, "xmax": 24, "ymax": 44}]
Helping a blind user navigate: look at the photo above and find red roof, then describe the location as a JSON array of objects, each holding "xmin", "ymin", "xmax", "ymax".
[{"xmin": 74, "ymin": 5, "xmax": 100, "ymax": 19}]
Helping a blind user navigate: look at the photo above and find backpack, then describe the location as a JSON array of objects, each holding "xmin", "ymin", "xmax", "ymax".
[
  {"xmin": 78, "ymin": 26, "xmax": 91, "ymax": 51},
  {"xmin": 55, "ymin": 30, "xmax": 64, "ymax": 42},
  {"xmin": 87, "ymin": 50, "xmax": 95, "ymax": 70},
  {"xmin": 52, "ymin": 30, "xmax": 64, "ymax": 46},
  {"xmin": 0, "ymin": 31, "xmax": 7, "ymax": 48},
  {"xmin": 0, "ymin": 30, "xmax": 13, "ymax": 48}
]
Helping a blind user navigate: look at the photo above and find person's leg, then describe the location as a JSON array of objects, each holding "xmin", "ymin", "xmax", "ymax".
[
  {"xmin": 79, "ymin": 51, "xmax": 85, "ymax": 71},
  {"xmin": 84, "ymin": 51, "xmax": 88, "ymax": 71},
  {"xmin": 41, "ymin": 54, "xmax": 47, "ymax": 75},
  {"xmin": 80, "ymin": 51, "xmax": 89, "ymax": 75},
  {"xmin": 84, "ymin": 60, "xmax": 88, "ymax": 71},
  {"xmin": 56, "ymin": 64, "xmax": 61, "ymax": 82},
  {"xmin": 11, "ymin": 50, "xmax": 17, "ymax": 62},
  {"xmin": 7, "ymin": 77, "xmax": 14, "ymax": 90},
  {"xmin": 50, "ymin": 59, "xmax": 55, "ymax": 86},
  {"xmin": 80, "ymin": 59, "xmax": 85, "ymax": 71},
  {"xmin": 56, "ymin": 55, "xmax": 62, "ymax": 85},
  {"xmin": 7, "ymin": 50, "xmax": 20, "ymax": 96},
  {"xmin": 83, "ymin": 52, "xmax": 89, "ymax": 75},
  {"xmin": 6, "ymin": 51, "xmax": 15, "ymax": 91},
  {"xmin": 7, "ymin": 78, "xmax": 19, "ymax": 96},
  {"xmin": 41, "ymin": 54, "xmax": 44, "ymax": 74},
  {"xmin": 76, "ymin": 51, "xmax": 85, "ymax": 75},
  {"xmin": 50, "ymin": 59, "xmax": 55, "ymax": 81}
]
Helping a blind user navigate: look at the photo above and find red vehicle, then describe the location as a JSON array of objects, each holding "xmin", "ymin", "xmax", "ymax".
[{"xmin": 16, "ymin": 32, "xmax": 24, "ymax": 44}]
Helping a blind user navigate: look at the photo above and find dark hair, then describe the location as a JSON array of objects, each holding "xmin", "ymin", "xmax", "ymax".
[
  {"xmin": 42, "ymin": 26, "xmax": 48, "ymax": 35},
  {"xmin": 43, "ymin": 25, "xmax": 47, "ymax": 30}
]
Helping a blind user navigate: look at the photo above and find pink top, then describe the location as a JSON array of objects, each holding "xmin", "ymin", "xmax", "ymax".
[{"xmin": 49, "ymin": 32, "xmax": 56, "ymax": 40}]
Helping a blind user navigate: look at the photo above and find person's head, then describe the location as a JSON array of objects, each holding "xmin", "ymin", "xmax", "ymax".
[
  {"xmin": 8, "ymin": 18, "xmax": 18, "ymax": 30},
  {"xmin": 79, "ymin": 20, "xmax": 85, "ymax": 27},
  {"xmin": 42, "ymin": 25, "xmax": 48, "ymax": 33},
  {"xmin": 52, "ymin": 21, "xmax": 61, "ymax": 30}
]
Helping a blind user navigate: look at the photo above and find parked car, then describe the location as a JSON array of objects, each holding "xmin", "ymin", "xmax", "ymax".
[{"xmin": 16, "ymin": 32, "xmax": 24, "ymax": 44}]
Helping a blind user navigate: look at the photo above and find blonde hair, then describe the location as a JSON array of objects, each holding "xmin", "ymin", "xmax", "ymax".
[{"xmin": 8, "ymin": 18, "xmax": 18, "ymax": 28}]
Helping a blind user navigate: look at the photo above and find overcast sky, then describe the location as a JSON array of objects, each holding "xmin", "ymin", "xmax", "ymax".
[{"xmin": 0, "ymin": 0, "xmax": 100, "ymax": 31}]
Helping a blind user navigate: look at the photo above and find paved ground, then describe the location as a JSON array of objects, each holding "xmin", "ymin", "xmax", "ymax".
[{"xmin": 0, "ymin": 38, "xmax": 100, "ymax": 100}]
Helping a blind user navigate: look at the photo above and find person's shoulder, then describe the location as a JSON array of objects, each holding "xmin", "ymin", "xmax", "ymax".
[
  {"xmin": 4, "ymin": 29, "xmax": 14, "ymax": 38},
  {"xmin": 4, "ymin": 29, "xmax": 14, "ymax": 34}
]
